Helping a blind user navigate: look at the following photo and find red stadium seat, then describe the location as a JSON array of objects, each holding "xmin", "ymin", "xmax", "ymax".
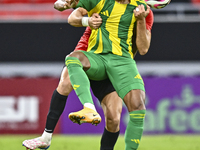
[
  {"xmin": 33, "ymin": 0, "xmax": 56, "ymax": 3},
  {"xmin": 1, "ymin": 0, "xmax": 30, "ymax": 3},
  {"xmin": 191, "ymin": 0, "xmax": 200, "ymax": 3},
  {"xmin": 0, "ymin": 0, "xmax": 56, "ymax": 3}
]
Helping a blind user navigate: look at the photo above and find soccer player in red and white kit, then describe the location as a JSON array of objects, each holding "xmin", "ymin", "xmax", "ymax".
[{"xmin": 22, "ymin": 1, "xmax": 154, "ymax": 149}]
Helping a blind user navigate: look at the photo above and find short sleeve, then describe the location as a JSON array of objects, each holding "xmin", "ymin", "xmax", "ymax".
[
  {"xmin": 145, "ymin": 9, "xmax": 154, "ymax": 32},
  {"xmin": 76, "ymin": 0, "xmax": 100, "ymax": 12}
]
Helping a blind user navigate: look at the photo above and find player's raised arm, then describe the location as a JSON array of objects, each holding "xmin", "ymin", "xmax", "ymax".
[
  {"xmin": 134, "ymin": 5, "xmax": 151, "ymax": 55},
  {"xmin": 68, "ymin": 8, "xmax": 102, "ymax": 29}
]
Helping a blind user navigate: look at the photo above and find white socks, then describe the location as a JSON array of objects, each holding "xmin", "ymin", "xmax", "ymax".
[
  {"xmin": 84, "ymin": 103, "xmax": 96, "ymax": 111},
  {"xmin": 40, "ymin": 131, "xmax": 52, "ymax": 144}
]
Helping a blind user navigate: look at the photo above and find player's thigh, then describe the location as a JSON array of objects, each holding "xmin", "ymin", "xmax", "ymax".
[
  {"xmin": 81, "ymin": 51, "xmax": 107, "ymax": 80},
  {"xmin": 90, "ymin": 79, "xmax": 122, "ymax": 129},
  {"xmin": 101, "ymin": 91, "xmax": 122, "ymax": 120},
  {"xmin": 107, "ymin": 55, "xmax": 145, "ymax": 99}
]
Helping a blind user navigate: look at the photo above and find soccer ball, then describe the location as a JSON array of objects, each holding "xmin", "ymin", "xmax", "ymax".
[{"xmin": 145, "ymin": 0, "xmax": 171, "ymax": 9}]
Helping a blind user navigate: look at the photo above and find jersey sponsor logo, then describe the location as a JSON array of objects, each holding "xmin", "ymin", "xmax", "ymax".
[
  {"xmin": 131, "ymin": 139, "xmax": 140, "ymax": 144},
  {"xmin": 73, "ymin": 84, "xmax": 80, "ymax": 90},
  {"xmin": 100, "ymin": 10, "xmax": 109, "ymax": 17}
]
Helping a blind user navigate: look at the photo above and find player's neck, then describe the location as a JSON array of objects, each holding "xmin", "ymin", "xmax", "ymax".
[{"xmin": 116, "ymin": 0, "xmax": 130, "ymax": 4}]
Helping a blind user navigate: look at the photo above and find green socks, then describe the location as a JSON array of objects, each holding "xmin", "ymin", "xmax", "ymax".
[
  {"xmin": 65, "ymin": 57, "xmax": 94, "ymax": 105},
  {"xmin": 125, "ymin": 109, "xmax": 146, "ymax": 150}
]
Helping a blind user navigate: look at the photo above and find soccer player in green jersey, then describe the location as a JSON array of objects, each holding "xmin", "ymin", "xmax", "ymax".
[
  {"xmin": 22, "ymin": 0, "xmax": 153, "ymax": 150},
  {"xmin": 65, "ymin": 0, "xmax": 151, "ymax": 149}
]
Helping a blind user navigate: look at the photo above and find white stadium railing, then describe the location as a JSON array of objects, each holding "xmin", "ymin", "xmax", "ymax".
[{"xmin": 0, "ymin": 61, "xmax": 200, "ymax": 77}]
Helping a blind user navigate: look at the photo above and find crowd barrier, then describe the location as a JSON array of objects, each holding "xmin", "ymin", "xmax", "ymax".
[{"xmin": 0, "ymin": 75, "xmax": 199, "ymax": 134}]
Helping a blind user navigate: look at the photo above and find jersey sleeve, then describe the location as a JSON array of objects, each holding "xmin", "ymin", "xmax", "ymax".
[
  {"xmin": 74, "ymin": 27, "xmax": 91, "ymax": 51},
  {"xmin": 145, "ymin": 9, "xmax": 154, "ymax": 32},
  {"xmin": 76, "ymin": 0, "xmax": 99, "ymax": 12}
]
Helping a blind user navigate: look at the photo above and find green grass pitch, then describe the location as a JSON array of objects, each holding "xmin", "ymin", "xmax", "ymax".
[{"xmin": 0, "ymin": 134, "xmax": 199, "ymax": 150}]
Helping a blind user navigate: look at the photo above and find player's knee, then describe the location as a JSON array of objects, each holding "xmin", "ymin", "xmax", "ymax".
[
  {"xmin": 67, "ymin": 51, "xmax": 80, "ymax": 58},
  {"xmin": 106, "ymin": 115, "xmax": 120, "ymax": 132},
  {"xmin": 67, "ymin": 51, "xmax": 90, "ymax": 70},
  {"xmin": 124, "ymin": 89, "xmax": 146, "ymax": 112},
  {"xmin": 67, "ymin": 51, "xmax": 85, "ymax": 62},
  {"xmin": 131, "ymin": 102, "xmax": 146, "ymax": 112},
  {"xmin": 136, "ymin": 101, "xmax": 146, "ymax": 110},
  {"xmin": 125, "ymin": 99, "xmax": 146, "ymax": 112}
]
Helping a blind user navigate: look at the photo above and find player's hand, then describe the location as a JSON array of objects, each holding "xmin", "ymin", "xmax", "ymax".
[
  {"xmin": 65, "ymin": 0, "xmax": 79, "ymax": 9},
  {"xmin": 54, "ymin": 0, "xmax": 77, "ymax": 11},
  {"xmin": 134, "ymin": 5, "xmax": 150, "ymax": 21},
  {"xmin": 54, "ymin": 0, "xmax": 68, "ymax": 11},
  {"xmin": 88, "ymin": 13, "xmax": 102, "ymax": 29}
]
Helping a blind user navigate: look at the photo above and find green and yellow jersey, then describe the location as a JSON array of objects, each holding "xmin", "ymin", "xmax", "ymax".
[{"xmin": 76, "ymin": 0, "xmax": 147, "ymax": 59}]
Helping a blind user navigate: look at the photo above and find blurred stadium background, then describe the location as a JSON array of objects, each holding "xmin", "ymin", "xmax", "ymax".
[{"xmin": 0, "ymin": 0, "xmax": 200, "ymax": 149}]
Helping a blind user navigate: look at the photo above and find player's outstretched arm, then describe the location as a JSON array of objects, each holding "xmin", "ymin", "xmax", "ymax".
[
  {"xmin": 134, "ymin": 5, "xmax": 151, "ymax": 55},
  {"xmin": 68, "ymin": 8, "xmax": 102, "ymax": 29}
]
